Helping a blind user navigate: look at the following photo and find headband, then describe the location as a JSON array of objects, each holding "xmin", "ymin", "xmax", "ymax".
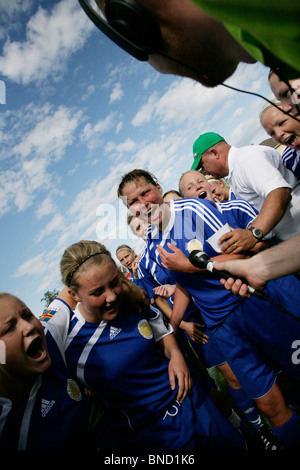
[{"xmin": 67, "ymin": 252, "xmax": 104, "ymax": 287}]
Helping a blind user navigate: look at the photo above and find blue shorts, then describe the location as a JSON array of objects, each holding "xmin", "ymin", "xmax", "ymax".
[
  {"xmin": 212, "ymin": 275, "xmax": 300, "ymax": 398},
  {"xmin": 118, "ymin": 381, "xmax": 246, "ymax": 451},
  {"xmin": 183, "ymin": 328, "xmax": 226, "ymax": 368}
]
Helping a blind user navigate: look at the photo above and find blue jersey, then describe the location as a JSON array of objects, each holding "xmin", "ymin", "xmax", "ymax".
[
  {"xmin": 43, "ymin": 299, "xmax": 177, "ymax": 431},
  {"xmin": 137, "ymin": 243, "xmax": 226, "ymax": 368},
  {"xmin": 146, "ymin": 198, "xmax": 258, "ymax": 328},
  {"xmin": 281, "ymin": 147, "xmax": 300, "ymax": 177},
  {"xmin": 41, "ymin": 302, "xmax": 246, "ymax": 450},
  {"xmin": 0, "ymin": 327, "xmax": 90, "ymax": 450}
]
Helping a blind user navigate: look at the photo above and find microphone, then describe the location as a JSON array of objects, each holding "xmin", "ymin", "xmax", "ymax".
[
  {"xmin": 187, "ymin": 244, "xmax": 300, "ymax": 323},
  {"xmin": 188, "ymin": 249, "xmax": 268, "ymax": 301}
]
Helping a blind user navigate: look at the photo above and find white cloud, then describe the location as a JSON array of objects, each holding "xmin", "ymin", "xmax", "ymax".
[
  {"xmin": 80, "ymin": 113, "xmax": 115, "ymax": 150},
  {"xmin": 109, "ymin": 82, "xmax": 124, "ymax": 104},
  {"xmin": 35, "ymin": 212, "xmax": 66, "ymax": 243},
  {"xmin": 13, "ymin": 251, "xmax": 48, "ymax": 278},
  {"xmin": 13, "ymin": 105, "xmax": 83, "ymax": 160},
  {"xmin": 35, "ymin": 196, "xmax": 56, "ymax": 219},
  {"xmin": 0, "ymin": 0, "xmax": 93, "ymax": 84}
]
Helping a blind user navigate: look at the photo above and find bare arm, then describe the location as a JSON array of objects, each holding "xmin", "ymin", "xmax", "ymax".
[
  {"xmin": 219, "ymin": 187, "xmax": 291, "ymax": 254},
  {"xmin": 213, "ymin": 233, "xmax": 300, "ymax": 293},
  {"xmin": 159, "ymin": 332, "xmax": 192, "ymax": 403},
  {"xmin": 250, "ymin": 187, "xmax": 291, "ymax": 236}
]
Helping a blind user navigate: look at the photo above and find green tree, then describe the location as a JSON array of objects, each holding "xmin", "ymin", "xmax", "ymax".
[{"xmin": 41, "ymin": 289, "xmax": 59, "ymax": 308}]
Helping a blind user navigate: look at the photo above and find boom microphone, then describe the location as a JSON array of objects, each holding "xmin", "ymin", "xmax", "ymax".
[{"xmin": 187, "ymin": 246, "xmax": 300, "ymax": 323}]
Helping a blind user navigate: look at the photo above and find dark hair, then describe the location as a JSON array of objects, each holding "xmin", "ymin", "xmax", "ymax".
[
  {"xmin": 117, "ymin": 169, "xmax": 158, "ymax": 197},
  {"xmin": 162, "ymin": 189, "xmax": 181, "ymax": 199}
]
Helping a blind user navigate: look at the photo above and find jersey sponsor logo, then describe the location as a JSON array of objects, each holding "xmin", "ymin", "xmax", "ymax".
[
  {"xmin": 67, "ymin": 378, "xmax": 82, "ymax": 402},
  {"xmin": 39, "ymin": 308, "xmax": 58, "ymax": 322},
  {"xmin": 41, "ymin": 398, "xmax": 55, "ymax": 417},
  {"xmin": 109, "ymin": 326, "xmax": 122, "ymax": 340},
  {"xmin": 138, "ymin": 319, "xmax": 153, "ymax": 340}
]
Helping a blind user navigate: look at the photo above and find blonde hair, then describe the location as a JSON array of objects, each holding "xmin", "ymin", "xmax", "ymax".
[
  {"xmin": 116, "ymin": 244, "xmax": 134, "ymax": 256},
  {"xmin": 178, "ymin": 170, "xmax": 206, "ymax": 195},
  {"xmin": 205, "ymin": 174, "xmax": 230, "ymax": 188},
  {"xmin": 259, "ymin": 99, "xmax": 282, "ymax": 123},
  {"xmin": 60, "ymin": 240, "xmax": 113, "ymax": 292}
]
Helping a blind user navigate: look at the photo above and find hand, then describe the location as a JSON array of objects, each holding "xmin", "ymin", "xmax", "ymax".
[
  {"xmin": 153, "ymin": 284, "xmax": 176, "ymax": 298},
  {"xmin": 218, "ymin": 228, "xmax": 257, "ymax": 254},
  {"xmin": 180, "ymin": 321, "xmax": 209, "ymax": 344},
  {"xmin": 213, "ymin": 257, "xmax": 268, "ymax": 292},
  {"xmin": 168, "ymin": 350, "xmax": 192, "ymax": 403},
  {"xmin": 219, "ymin": 277, "xmax": 251, "ymax": 298},
  {"xmin": 157, "ymin": 244, "xmax": 194, "ymax": 272}
]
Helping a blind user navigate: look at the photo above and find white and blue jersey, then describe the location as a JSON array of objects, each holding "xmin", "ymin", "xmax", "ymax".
[
  {"xmin": 146, "ymin": 197, "xmax": 300, "ymax": 398},
  {"xmin": 281, "ymin": 147, "xmax": 300, "ymax": 177},
  {"xmin": 137, "ymin": 244, "xmax": 225, "ymax": 368},
  {"xmin": 0, "ymin": 327, "xmax": 91, "ymax": 450},
  {"xmin": 147, "ymin": 198, "xmax": 251, "ymax": 327},
  {"xmin": 41, "ymin": 298, "xmax": 245, "ymax": 450},
  {"xmin": 44, "ymin": 299, "xmax": 176, "ymax": 431}
]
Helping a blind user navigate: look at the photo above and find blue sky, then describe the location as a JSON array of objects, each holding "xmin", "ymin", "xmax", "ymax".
[{"xmin": 0, "ymin": 0, "xmax": 276, "ymax": 316}]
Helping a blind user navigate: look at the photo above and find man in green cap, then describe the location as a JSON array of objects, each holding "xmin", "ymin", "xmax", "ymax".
[
  {"xmin": 191, "ymin": 132, "xmax": 225, "ymax": 171},
  {"xmin": 190, "ymin": 132, "xmax": 300, "ymax": 248}
]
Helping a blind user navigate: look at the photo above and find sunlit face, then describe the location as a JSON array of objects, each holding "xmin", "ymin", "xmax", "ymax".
[
  {"xmin": 180, "ymin": 171, "xmax": 214, "ymax": 201},
  {"xmin": 261, "ymin": 106, "xmax": 300, "ymax": 150},
  {"xmin": 129, "ymin": 216, "xmax": 148, "ymax": 240},
  {"xmin": 209, "ymin": 180, "xmax": 229, "ymax": 202},
  {"xmin": 269, "ymin": 73, "xmax": 300, "ymax": 116},
  {"xmin": 200, "ymin": 149, "xmax": 227, "ymax": 179},
  {"xmin": 0, "ymin": 296, "xmax": 50, "ymax": 383},
  {"xmin": 117, "ymin": 249, "xmax": 136, "ymax": 269},
  {"xmin": 73, "ymin": 258, "xmax": 123, "ymax": 323},
  {"xmin": 120, "ymin": 177, "xmax": 170, "ymax": 230}
]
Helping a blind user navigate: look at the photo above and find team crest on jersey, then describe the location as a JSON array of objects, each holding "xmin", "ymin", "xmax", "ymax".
[
  {"xmin": 67, "ymin": 378, "xmax": 82, "ymax": 402},
  {"xmin": 187, "ymin": 238, "xmax": 203, "ymax": 254},
  {"xmin": 39, "ymin": 308, "xmax": 57, "ymax": 322},
  {"xmin": 138, "ymin": 320, "xmax": 153, "ymax": 340}
]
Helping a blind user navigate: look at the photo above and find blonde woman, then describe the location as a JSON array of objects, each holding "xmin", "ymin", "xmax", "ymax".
[{"xmin": 42, "ymin": 240, "xmax": 245, "ymax": 451}]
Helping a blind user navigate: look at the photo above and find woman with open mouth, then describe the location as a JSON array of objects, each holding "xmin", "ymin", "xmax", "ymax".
[
  {"xmin": 0, "ymin": 293, "xmax": 94, "ymax": 450},
  {"xmin": 260, "ymin": 102, "xmax": 300, "ymax": 177},
  {"xmin": 117, "ymin": 168, "xmax": 300, "ymax": 450}
]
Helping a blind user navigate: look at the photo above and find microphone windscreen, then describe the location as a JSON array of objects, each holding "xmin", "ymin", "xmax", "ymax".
[{"xmin": 187, "ymin": 239, "xmax": 203, "ymax": 254}]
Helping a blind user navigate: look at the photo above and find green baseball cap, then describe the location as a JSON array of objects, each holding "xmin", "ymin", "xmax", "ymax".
[{"xmin": 191, "ymin": 132, "xmax": 225, "ymax": 170}]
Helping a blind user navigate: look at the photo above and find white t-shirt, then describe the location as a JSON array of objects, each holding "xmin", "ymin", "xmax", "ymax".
[{"xmin": 227, "ymin": 145, "xmax": 300, "ymax": 241}]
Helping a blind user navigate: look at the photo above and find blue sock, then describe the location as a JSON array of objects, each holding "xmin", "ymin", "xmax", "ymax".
[
  {"xmin": 272, "ymin": 410, "xmax": 300, "ymax": 449},
  {"xmin": 228, "ymin": 387, "xmax": 263, "ymax": 430}
]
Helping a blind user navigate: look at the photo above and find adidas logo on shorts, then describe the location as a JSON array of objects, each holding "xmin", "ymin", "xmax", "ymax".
[{"xmin": 41, "ymin": 398, "xmax": 55, "ymax": 417}]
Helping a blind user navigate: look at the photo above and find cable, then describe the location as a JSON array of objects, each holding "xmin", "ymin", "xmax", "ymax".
[
  {"xmin": 159, "ymin": 51, "xmax": 300, "ymax": 124},
  {"xmin": 221, "ymin": 82, "xmax": 300, "ymax": 124}
]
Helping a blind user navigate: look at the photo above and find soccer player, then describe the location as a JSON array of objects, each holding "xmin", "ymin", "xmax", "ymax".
[
  {"xmin": 42, "ymin": 240, "xmax": 246, "ymax": 451},
  {"xmin": 117, "ymin": 168, "xmax": 300, "ymax": 449},
  {"xmin": 0, "ymin": 293, "xmax": 94, "ymax": 450}
]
